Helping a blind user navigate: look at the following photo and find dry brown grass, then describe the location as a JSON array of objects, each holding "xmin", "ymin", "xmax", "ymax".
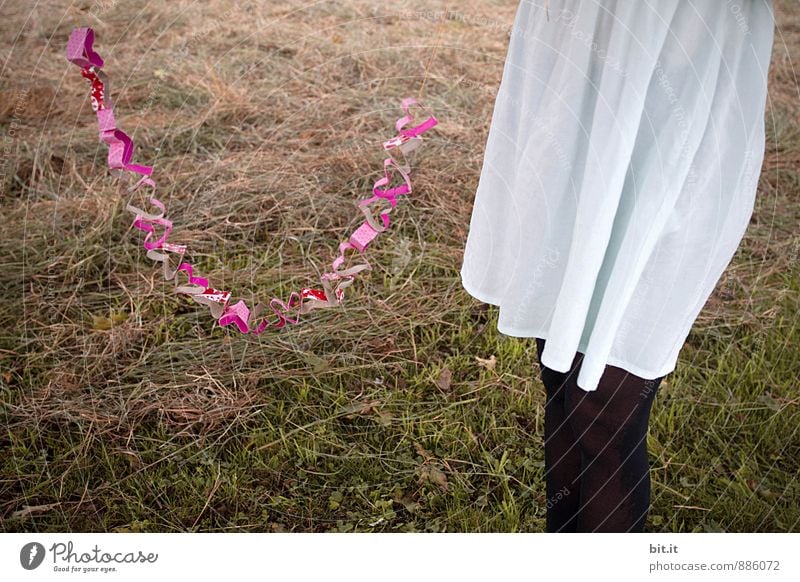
[{"xmin": 1, "ymin": 0, "xmax": 799, "ymax": 532}]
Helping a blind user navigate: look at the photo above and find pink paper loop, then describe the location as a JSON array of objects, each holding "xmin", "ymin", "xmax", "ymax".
[
  {"xmin": 382, "ymin": 98, "xmax": 437, "ymax": 173},
  {"xmin": 145, "ymin": 242, "xmax": 187, "ymax": 281},
  {"xmin": 66, "ymin": 28, "xmax": 104, "ymax": 69},
  {"xmin": 330, "ymin": 240, "xmax": 372, "ymax": 275},
  {"xmin": 132, "ymin": 215, "xmax": 173, "ymax": 251},
  {"xmin": 269, "ymin": 292, "xmax": 304, "ymax": 328},
  {"xmin": 373, "ymin": 157, "xmax": 412, "ymax": 201},
  {"xmin": 192, "ymin": 288, "xmax": 232, "ymax": 319},
  {"xmin": 174, "ymin": 262, "xmax": 210, "ymax": 294},
  {"xmin": 80, "ymin": 66, "xmax": 109, "ymax": 111},
  {"xmin": 357, "ymin": 197, "xmax": 393, "ymax": 234},
  {"xmin": 102, "ymin": 128, "xmax": 153, "ymax": 176},
  {"xmin": 349, "ymin": 220, "xmax": 382, "ymax": 253},
  {"xmin": 127, "ymin": 196, "xmax": 166, "ymax": 221},
  {"xmin": 218, "ymin": 300, "xmax": 251, "ymax": 333},
  {"xmin": 395, "ymin": 97, "xmax": 439, "ymax": 138}
]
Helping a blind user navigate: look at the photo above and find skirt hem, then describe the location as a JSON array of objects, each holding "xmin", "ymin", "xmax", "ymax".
[{"xmin": 460, "ymin": 271, "xmax": 678, "ymax": 384}]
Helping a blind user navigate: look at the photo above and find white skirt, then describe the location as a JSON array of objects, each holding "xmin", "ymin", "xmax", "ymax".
[{"xmin": 459, "ymin": 0, "xmax": 775, "ymax": 391}]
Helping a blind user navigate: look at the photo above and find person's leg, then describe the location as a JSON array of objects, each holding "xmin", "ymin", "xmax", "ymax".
[
  {"xmin": 535, "ymin": 337, "xmax": 583, "ymax": 532},
  {"xmin": 562, "ymin": 363, "xmax": 663, "ymax": 532}
]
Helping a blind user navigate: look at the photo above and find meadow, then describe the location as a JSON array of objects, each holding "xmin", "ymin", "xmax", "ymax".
[{"xmin": 1, "ymin": 0, "xmax": 798, "ymax": 532}]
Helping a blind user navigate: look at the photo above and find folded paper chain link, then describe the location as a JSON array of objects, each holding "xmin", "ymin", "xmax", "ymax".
[{"xmin": 66, "ymin": 27, "xmax": 438, "ymax": 333}]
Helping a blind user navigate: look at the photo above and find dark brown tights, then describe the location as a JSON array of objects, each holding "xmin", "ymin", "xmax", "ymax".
[{"xmin": 535, "ymin": 337, "xmax": 664, "ymax": 532}]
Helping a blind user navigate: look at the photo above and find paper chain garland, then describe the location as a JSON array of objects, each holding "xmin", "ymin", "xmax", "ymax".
[{"xmin": 65, "ymin": 27, "xmax": 438, "ymax": 334}]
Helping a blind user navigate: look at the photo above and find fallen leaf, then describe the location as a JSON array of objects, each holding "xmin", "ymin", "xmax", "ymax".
[
  {"xmin": 392, "ymin": 488, "xmax": 419, "ymax": 514},
  {"xmin": 435, "ymin": 367, "xmax": 452, "ymax": 392},
  {"xmin": 418, "ymin": 464, "xmax": 449, "ymax": 492},
  {"xmin": 475, "ymin": 355, "xmax": 497, "ymax": 371},
  {"xmin": 428, "ymin": 466, "xmax": 449, "ymax": 491}
]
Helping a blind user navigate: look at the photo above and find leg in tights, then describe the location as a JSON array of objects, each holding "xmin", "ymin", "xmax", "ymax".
[
  {"xmin": 535, "ymin": 337, "xmax": 584, "ymax": 532},
  {"xmin": 536, "ymin": 337, "xmax": 664, "ymax": 532}
]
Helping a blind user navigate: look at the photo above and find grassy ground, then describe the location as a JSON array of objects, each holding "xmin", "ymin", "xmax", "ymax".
[{"xmin": 1, "ymin": 0, "xmax": 798, "ymax": 533}]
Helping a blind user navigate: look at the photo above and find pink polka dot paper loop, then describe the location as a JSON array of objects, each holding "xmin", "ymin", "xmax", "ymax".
[
  {"xmin": 146, "ymin": 242, "xmax": 188, "ymax": 282},
  {"xmin": 65, "ymin": 26, "xmax": 438, "ymax": 334},
  {"xmin": 66, "ymin": 27, "xmax": 103, "ymax": 69},
  {"xmin": 382, "ymin": 98, "xmax": 438, "ymax": 173},
  {"xmin": 77, "ymin": 65, "xmax": 153, "ymax": 178}
]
